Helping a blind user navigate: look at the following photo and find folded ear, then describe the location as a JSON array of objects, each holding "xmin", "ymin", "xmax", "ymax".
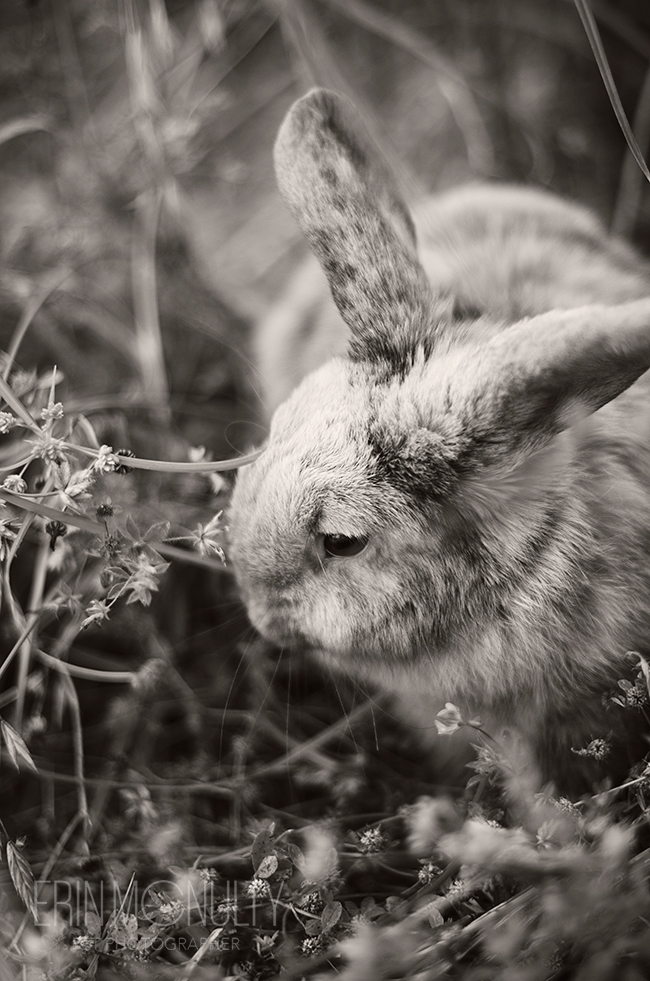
[
  {"xmin": 370, "ymin": 299, "xmax": 650, "ymax": 497},
  {"xmin": 274, "ymin": 88, "xmax": 445, "ymax": 373},
  {"xmin": 465, "ymin": 298, "xmax": 650, "ymax": 465}
]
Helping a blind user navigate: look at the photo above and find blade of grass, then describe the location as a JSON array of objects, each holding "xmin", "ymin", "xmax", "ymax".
[
  {"xmin": 177, "ymin": 927, "xmax": 224, "ymax": 979},
  {"xmin": 57, "ymin": 670, "xmax": 91, "ymax": 850},
  {"xmin": 612, "ymin": 63, "xmax": 650, "ymax": 235},
  {"xmin": 0, "ymin": 114, "xmax": 50, "ymax": 146},
  {"xmin": 574, "ymin": 0, "xmax": 650, "ymax": 185},
  {"xmin": 132, "ymin": 186, "xmax": 171, "ymax": 418},
  {"xmin": 0, "ymin": 618, "xmax": 42, "ymax": 685},
  {"xmin": 69, "ymin": 442, "xmax": 262, "ymax": 471},
  {"xmin": 248, "ymin": 701, "xmax": 375, "ymax": 780},
  {"xmin": 0, "ymin": 375, "xmax": 39, "ymax": 430},
  {"xmin": 3, "ymin": 267, "xmax": 75, "ymax": 382},
  {"xmin": 0, "ymin": 489, "xmax": 107, "ymax": 535},
  {"xmin": 34, "ymin": 766, "xmax": 235, "ymax": 795},
  {"xmin": 13, "ymin": 538, "xmax": 49, "ymax": 731},
  {"xmin": 2, "ymin": 476, "xmax": 54, "ymax": 702},
  {"xmin": 10, "ymin": 811, "xmax": 84, "ymax": 950},
  {"xmin": 51, "ymin": 0, "xmax": 95, "ymax": 139},
  {"xmin": 122, "ymin": 0, "xmax": 171, "ymax": 417},
  {"xmin": 110, "ymin": 448, "xmax": 262, "ymax": 471},
  {"xmin": 35, "ymin": 648, "xmax": 136, "ymax": 684}
]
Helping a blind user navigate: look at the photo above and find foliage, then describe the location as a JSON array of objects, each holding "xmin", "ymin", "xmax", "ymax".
[{"xmin": 2, "ymin": 1, "xmax": 650, "ymax": 980}]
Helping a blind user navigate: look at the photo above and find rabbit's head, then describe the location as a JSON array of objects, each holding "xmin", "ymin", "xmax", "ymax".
[{"xmin": 229, "ymin": 89, "xmax": 650, "ymax": 706}]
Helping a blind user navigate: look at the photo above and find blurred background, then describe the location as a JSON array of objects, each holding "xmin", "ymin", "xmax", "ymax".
[{"xmin": 1, "ymin": 0, "xmax": 650, "ymax": 972}]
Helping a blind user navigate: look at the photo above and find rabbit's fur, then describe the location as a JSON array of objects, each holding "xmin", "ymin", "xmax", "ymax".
[{"xmin": 229, "ymin": 88, "xmax": 650, "ymax": 790}]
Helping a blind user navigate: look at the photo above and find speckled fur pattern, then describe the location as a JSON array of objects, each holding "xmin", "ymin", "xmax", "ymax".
[{"xmin": 229, "ymin": 88, "xmax": 650, "ymax": 791}]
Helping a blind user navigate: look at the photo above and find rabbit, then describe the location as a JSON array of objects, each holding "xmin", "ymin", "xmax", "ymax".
[{"xmin": 228, "ymin": 87, "xmax": 650, "ymax": 793}]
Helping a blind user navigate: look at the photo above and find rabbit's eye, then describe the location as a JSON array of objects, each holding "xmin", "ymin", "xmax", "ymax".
[{"xmin": 323, "ymin": 534, "xmax": 368, "ymax": 557}]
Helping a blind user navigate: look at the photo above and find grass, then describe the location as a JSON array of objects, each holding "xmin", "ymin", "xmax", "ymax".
[{"xmin": 1, "ymin": 0, "xmax": 650, "ymax": 979}]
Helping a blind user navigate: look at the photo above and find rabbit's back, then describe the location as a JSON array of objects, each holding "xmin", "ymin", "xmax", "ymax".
[
  {"xmin": 257, "ymin": 183, "xmax": 650, "ymax": 416},
  {"xmin": 417, "ymin": 184, "xmax": 650, "ymax": 320}
]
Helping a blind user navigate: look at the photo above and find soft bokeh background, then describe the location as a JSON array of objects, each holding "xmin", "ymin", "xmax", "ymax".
[{"xmin": 1, "ymin": 0, "xmax": 650, "ymax": 976}]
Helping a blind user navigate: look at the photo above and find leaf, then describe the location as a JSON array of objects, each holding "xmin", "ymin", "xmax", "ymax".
[
  {"xmin": 285, "ymin": 842, "xmax": 306, "ymax": 873},
  {"xmin": 360, "ymin": 895, "xmax": 383, "ymax": 919},
  {"xmin": 140, "ymin": 520, "xmax": 172, "ymax": 544},
  {"xmin": 251, "ymin": 828, "xmax": 275, "ymax": 872},
  {"xmin": 385, "ymin": 896, "xmax": 404, "ymax": 913},
  {"xmin": 125, "ymin": 514, "xmax": 142, "ymax": 542},
  {"xmin": 305, "ymin": 919, "xmax": 322, "ymax": 937},
  {"xmin": 1, "ymin": 720, "xmax": 37, "ymax": 772},
  {"xmin": 6, "ymin": 840, "xmax": 38, "ymax": 919},
  {"xmin": 424, "ymin": 903, "xmax": 445, "ymax": 928},
  {"xmin": 106, "ymin": 911, "xmax": 138, "ymax": 946},
  {"xmin": 320, "ymin": 901, "xmax": 343, "ymax": 933},
  {"xmin": 256, "ymin": 853, "xmax": 278, "ymax": 879}
]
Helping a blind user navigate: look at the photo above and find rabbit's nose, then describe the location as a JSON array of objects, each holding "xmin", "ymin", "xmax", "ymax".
[{"xmin": 245, "ymin": 596, "xmax": 307, "ymax": 646}]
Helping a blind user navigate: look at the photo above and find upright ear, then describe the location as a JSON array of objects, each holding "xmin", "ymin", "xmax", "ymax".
[{"xmin": 274, "ymin": 88, "xmax": 446, "ymax": 372}]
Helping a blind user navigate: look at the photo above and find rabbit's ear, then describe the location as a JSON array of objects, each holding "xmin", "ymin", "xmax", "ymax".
[
  {"xmin": 274, "ymin": 89, "xmax": 445, "ymax": 372},
  {"xmin": 372, "ymin": 299, "xmax": 650, "ymax": 497},
  {"xmin": 466, "ymin": 299, "xmax": 650, "ymax": 464}
]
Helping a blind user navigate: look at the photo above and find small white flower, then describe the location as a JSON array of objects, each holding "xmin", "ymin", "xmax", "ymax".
[
  {"xmin": 0, "ymin": 411, "xmax": 17, "ymax": 433},
  {"xmin": 300, "ymin": 891, "xmax": 324, "ymax": 913},
  {"xmin": 1, "ymin": 475, "xmax": 27, "ymax": 493},
  {"xmin": 188, "ymin": 445, "xmax": 207, "ymax": 462},
  {"xmin": 157, "ymin": 899, "xmax": 183, "ymax": 922},
  {"xmin": 417, "ymin": 861, "xmax": 442, "ymax": 885},
  {"xmin": 209, "ymin": 472, "xmax": 227, "ymax": 494},
  {"xmin": 536, "ymin": 820, "xmax": 559, "ymax": 849},
  {"xmin": 358, "ymin": 828, "xmax": 387, "ymax": 855},
  {"xmin": 435, "ymin": 702, "xmax": 465, "ymax": 735},
  {"xmin": 553, "ymin": 797, "xmax": 582, "ymax": 818},
  {"xmin": 92, "ymin": 445, "xmax": 119, "ymax": 473},
  {"xmin": 445, "ymin": 878, "xmax": 467, "ymax": 900},
  {"xmin": 435, "ymin": 702, "xmax": 482, "ymax": 735},
  {"xmin": 58, "ymin": 468, "xmax": 95, "ymax": 508},
  {"xmin": 245, "ymin": 877, "xmax": 271, "ymax": 899},
  {"xmin": 40, "ymin": 402, "xmax": 64, "ymax": 422},
  {"xmin": 190, "ymin": 511, "xmax": 226, "ymax": 560},
  {"xmin": 118, "ymin": 555, "xmax": 169, "ymax": 606},
  {"xmin": 0, "ymin": 519, "xmax": 18, "ymax": 561},
  {"xmin": 198, "ymin": 867, "xmax": 218, "ymax": 882},
  {"xmin": 215, "ymin": 899, "xmax": 238, "ymax": 920},
  {"xmin": 301, "ymin": 937, "xmax": 325, "ymax": 955},
  {"xmin": 81, "ymin": 599, "xmax": 112, "ymax": 629},
  {"xmin": 27, "ymin": 432, "xmax": 67, "ymax": 462}
]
